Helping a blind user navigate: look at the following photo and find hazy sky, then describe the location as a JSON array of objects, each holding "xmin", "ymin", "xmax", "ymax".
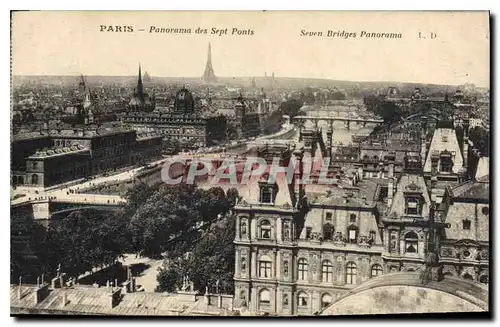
[{"xmin": 11, "ymin": 11, "xmax": 490, "ymax": 87}]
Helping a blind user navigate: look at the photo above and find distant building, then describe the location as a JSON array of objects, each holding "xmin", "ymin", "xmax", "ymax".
[
  {"xmin": 122, "ymin": 87, "xmax": 226, "ymax": 149},
  {"xmin": 15, "ymin": 127, "xmax": 162, "ymax": 188}
]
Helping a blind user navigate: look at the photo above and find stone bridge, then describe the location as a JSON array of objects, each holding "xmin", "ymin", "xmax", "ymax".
[
  {"xmin": 293, "ymin": 115, "xmax": 384, "ymax": 130},
  {"xmin": 12, "ymin": 197, "xmax": 125, "ymax": 221}
]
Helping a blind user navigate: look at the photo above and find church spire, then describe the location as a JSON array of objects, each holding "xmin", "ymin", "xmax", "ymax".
[{"xmin": 137, "ymin": 63, "xmax": 143, "ymax": 97}]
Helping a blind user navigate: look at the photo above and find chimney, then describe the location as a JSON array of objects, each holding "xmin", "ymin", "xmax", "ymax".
[
  {"xmin": 326, "ymin": 130, "xmax": 333, "ymax": 159},
  {"xmin": 387, "ymin": 177, "xmax": 394, "ymax": 208},
  {"xmin": 420, "ymin": 135, "xmax": 427, "ymax": 166},
  {"xmin": 108, "ymin": 287, "xmax": 122, "ymax": 309},
  {"xmin": 357, "ymin": 166, "xmax": 363, "ymax": 181},
  {"xmin": 17, "ymin": 277, "xmax": 22, "ymax": 300},
  {"xmin": 204, "ymin": 286, "xmax": 210, "ymax": 311},
  {"xmin": 34, "ymin": 278, "xmax": 50, "ymax": 305},
  {"xmin": 462, "ymin": 125, "xmax": 469, "ymax": 170}
]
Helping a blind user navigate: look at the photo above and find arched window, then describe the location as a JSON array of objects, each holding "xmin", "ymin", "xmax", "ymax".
[
  {"xmin": 258, "ymin": 255, "xmax": 272, "ymax": 278},
  {"xmin": 297, "ymin": 258, "xmax": 308, "ymax": 280},
  {"xmin": 259, "ymin": 220, "xmax": 272, "ymax": 239},
  {"xmin": 404, "ymin": 231, "xmax": 419, "ymax": 253},
  {"xmin": 321, "ymin": 260, "xmax": 333, "ymax": 282},
  {"xmin": 371, "ymin": 264, "xmax": 383, "ymax": 278},
  {"xmin": 321, "ymin": 293, "xmax": 333, "ymax": 309},
  {"xmin": 31, "ymin": 174, "xmax": 39, "ymax": 185},
  {"xmin": 259, "ymin": 288, "xmax": 270, "ymax": 305},
  {"xmin": 323, "ymin": 224, "xmax": 334, "ymax": 240},
  {"xmin": 297, "ymin": 292, "xmax": 308, "ymax": 307},
  {"xmin": 346, "ymin": 262, "xmax": 357, "ymax": 284}
]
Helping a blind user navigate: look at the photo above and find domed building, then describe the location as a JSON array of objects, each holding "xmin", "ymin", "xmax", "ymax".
[
  {"xmin": 122, "ymin": 85, "xmax": 226, "ymax": 150},
  {"xmin": 174, "ymin": 87, "xmax": 195, "ymax": 114}
]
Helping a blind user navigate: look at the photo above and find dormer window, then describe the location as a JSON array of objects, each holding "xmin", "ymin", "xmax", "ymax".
[
  {"xmin": 439, "ymin": 151, "xmax": 453, "ymax": 173},
  {"xmin": 347, "ymin": 225, "xmax": 358, "ymax": 243},
  {"xmin": 462, "ymin": 219, "xmax": 471, "ymax": 230},
  {"xmin": 306, "ymin": 227, "xmax": 312, "ymax": 239},
  {"xmin": 325, "ymin": 212, "xmax": 333, "ymax": 221},
  {"xmin": 405, "ymin": 196, "xmax": 421, "ymax": 215},
  {"xmin": 323, "ymin": 224, "xmax": 334, "ymax": 241},
  {"xmin": 260, "ymin": 187, "xmax": 273, "ymax": 204}
]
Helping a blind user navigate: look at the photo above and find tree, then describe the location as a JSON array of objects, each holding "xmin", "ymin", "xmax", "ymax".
[
  {"xmin": 279, "ymin": 98, "xmax": 304, "ymax": 118},
  {"xmin": 469, "ymin": 126, "xmax": 490, "ymax": 157},
  {"xmin": 156, "ymin": 214, "xmax": 236, "ymax": 294},
  {"xmin": 11, "ymin": 213, "xmax": 47, "ymax": 283},
  {"xmin": 44, "ymin": 209, "xmax": 130, "ymax": 279}
]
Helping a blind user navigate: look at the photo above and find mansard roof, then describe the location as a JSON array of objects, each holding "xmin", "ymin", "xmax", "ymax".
[{"xmin": 451, "ymin": 181, "xmax": 489, "ymax": 201}]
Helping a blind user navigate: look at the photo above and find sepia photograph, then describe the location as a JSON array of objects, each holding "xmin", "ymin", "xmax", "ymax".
[{"xmin": 9, "ymin": 10, "xmax": 490, "ymax": 317}]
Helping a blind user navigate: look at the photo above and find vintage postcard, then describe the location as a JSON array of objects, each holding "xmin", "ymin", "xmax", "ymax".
[{"xmin": 10, "ymin": 11, "xmax": 490, "ymax": 317}]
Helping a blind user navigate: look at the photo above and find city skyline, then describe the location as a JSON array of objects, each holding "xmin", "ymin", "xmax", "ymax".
[{"xmin": 11, "ymin": 11, "xmax": 489, "ymax": 87}]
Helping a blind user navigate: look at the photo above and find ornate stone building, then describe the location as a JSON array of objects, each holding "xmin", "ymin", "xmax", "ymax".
[
  {"xmin": 122, "ymin": 88, "xmax": 209, "ymax": 149},
  {"xmin": 232, "ymin": 119, "xmax": 489, "ymax": 316}
]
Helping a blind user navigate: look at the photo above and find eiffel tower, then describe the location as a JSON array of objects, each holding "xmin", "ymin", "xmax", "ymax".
[{"xmin": 202, "ymin": 42, "xmax": 217, "ymax": 84}]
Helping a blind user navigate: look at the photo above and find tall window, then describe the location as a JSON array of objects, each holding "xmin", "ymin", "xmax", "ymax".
[
  {"xmin": 371, "ymin": 264, "xmax": 383, "ymax": 278},
  {"xmin": 347, "ymin": 225, "xmax": 358, "ymax": 243},
  {"xmin": 406, "ymin": 197, "xmax": 420, "ymax": 215},
  {"xmin": 297, "ymin": 292, "xmax": 308, "ymax": 307},
  {"xmin": 321, "ymin": 293, "xmax": 333, "ymax": 309},
  {"xmin": 298, "ymin": 258, "xmax": 308, "ymax": 280},
  {"xmin": 305, "ymin": 227, "xmax": 312, "ymax": 239},
  {"xmin": 259, "ymin": 259, "xmax": 272, "ymax": 278},
  {"xmin": 346, "ymin": 262, "xmax": 357, "ymax": 285},
  {"xmin": 440, "ymin": 157, "xmax": 453, "ymax": 173},
  {"xmin": 404, "ymin": 231, "xmax": 419, "ymax": 253},
  {"xmin": 349, "ymin": 214, "xmax": 357, "ymax": 223},
  {"xmin": 260, "ymin": 187, "xmax": 273, "ymax": 204},
  {"xmin": 31, "ymin": 174, "xmax": 39, "ymax": 185},
  {"xmin": 323, "ymin": 224, "xmax": 334, "ymax": 241},
  {"xmin": 322, "ymin": 260, "xmax": 333, "ymax": 282},
  {"xmin": 325, "ymin": 212, "xmax": 333, "ymax": 221},
  {"xmin": 260, "ymin": 220, "xmax": 272, "ymax": 239},
  {"xmin": 259, "ymin": 289, "xmax": 270, "ymax": 305},
  {"xmin": 369, "ymin": 230, "xmax": 377, "ymax": 243},
  {"xmin": 462, "ymin": 219, "xmax": 471, "ymax": 230},
  {"xmin": 32, "ymin": 161, "xmax": 38, "ymax": 169}
]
